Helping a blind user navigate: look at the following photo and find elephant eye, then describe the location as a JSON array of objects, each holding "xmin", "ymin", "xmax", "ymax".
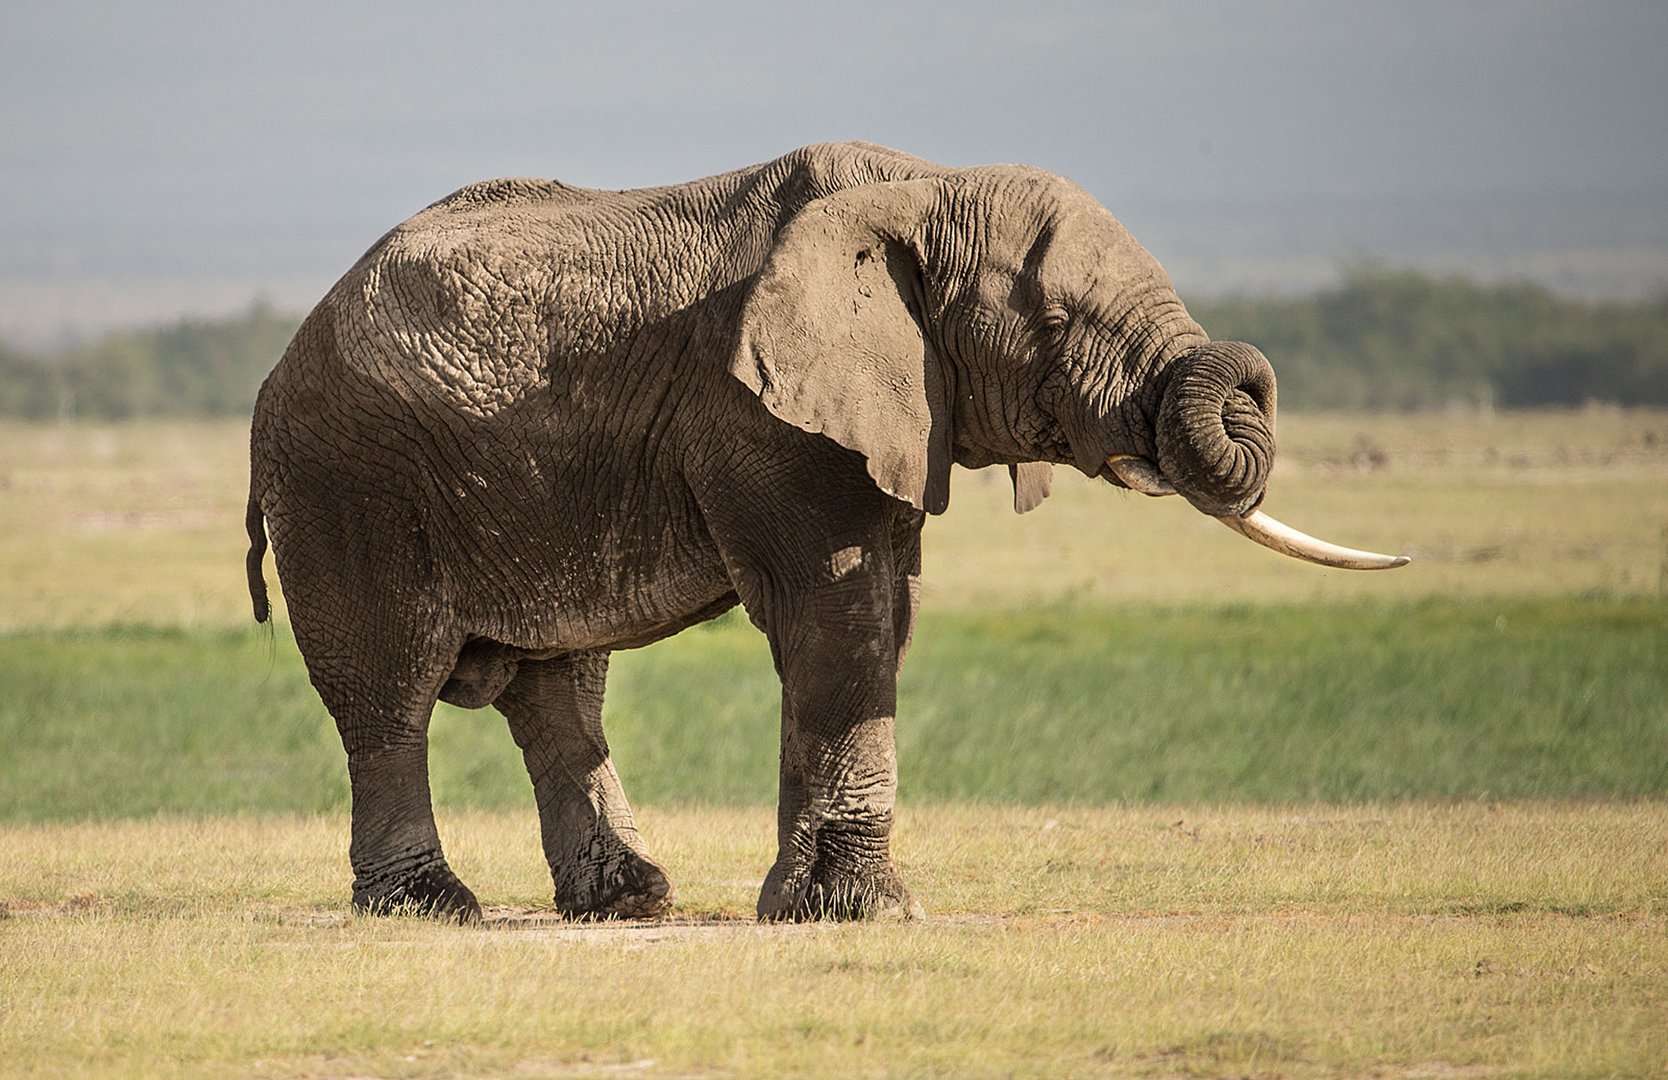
[{"xmin": 1037, "ymin": 307, "xmax": 1071, "ymax": 345}]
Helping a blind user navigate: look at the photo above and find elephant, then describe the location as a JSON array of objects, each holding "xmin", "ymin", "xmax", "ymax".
[{"xmin": 245, "ymin": 141, "xmax": 1406, "ymax": 923}]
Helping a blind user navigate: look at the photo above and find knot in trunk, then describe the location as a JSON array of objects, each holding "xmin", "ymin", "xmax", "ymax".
[{"xmin": 1155, "ymin": 341, "xmax": 1277, "ymax": 517}]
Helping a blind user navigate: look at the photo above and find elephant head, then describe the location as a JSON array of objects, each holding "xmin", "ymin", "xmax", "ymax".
[{"xmin": 731, "ymin": 166, "xmax": 1407, "ymax": 570}]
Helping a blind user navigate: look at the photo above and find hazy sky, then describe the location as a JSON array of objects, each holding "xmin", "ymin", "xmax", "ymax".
[{"xmin": 3, "ymin": 1, "xmax": 1666, "ymax": 339}]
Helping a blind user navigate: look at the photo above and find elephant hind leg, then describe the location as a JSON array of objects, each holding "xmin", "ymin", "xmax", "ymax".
[
  {"xmin": 494, "ymin": 651, "xmax": 674, "ymax": 919},
  {"xmin": 286, "ymin": 617, "xmax": 480, "ymax": 921},
  {"xmin": 345, "ymin": 748, "xmax": 480, "ymax": 925}
]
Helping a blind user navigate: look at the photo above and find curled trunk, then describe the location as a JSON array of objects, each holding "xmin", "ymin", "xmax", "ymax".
[{"xmin": 1154, "ymin": 342, "xmax": 1277, "ymax": 518}]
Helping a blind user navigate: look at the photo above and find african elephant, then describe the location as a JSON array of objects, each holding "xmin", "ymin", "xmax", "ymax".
[{"xmin": 245, "ymin": 142, "xmax": 1405, "ymax": 923}]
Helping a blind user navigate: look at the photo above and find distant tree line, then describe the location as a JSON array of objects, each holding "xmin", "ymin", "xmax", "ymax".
[
  {"xmin": 1190, "ymin": 265, "xmax": 1668, "ymax": 410},
  {"xmin": 0, "ymin": 301, "xmax": 299, "ymax": 420},
  {"xmin": 1, "ymin": 268, "xmax": 1665, "ymax": 418}
]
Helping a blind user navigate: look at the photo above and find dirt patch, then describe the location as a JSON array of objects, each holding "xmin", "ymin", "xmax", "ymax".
[
  {"xmin": 478, "ymin": 906, "xmax": 764, "ymax": 941},
  {"xmin": 262, "ymin": 905, "xmax": 832, "ymax": 941}
]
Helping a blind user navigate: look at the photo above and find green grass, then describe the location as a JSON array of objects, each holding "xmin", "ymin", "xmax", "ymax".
[
  {"xmin": 2, "ymin": 598, "xmax": 1663, "ymax": 822},
  {"xmin": 903, "ymin": 599, "xmax": 1668, "ymax": 804}
]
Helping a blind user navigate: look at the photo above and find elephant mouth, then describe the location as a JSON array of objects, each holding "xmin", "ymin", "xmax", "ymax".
[{"xmin": 1105, "ymin": 455, "xmax": 1411, "ymax": 571}]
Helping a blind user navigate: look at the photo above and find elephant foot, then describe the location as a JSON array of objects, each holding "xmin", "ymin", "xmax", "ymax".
[
  {"xmin": 352, "ymin": 860, "xmax": 482, "ymax": 924},
  {"xmin": 757, "ymin": 859, "xmax": 924, "ymax": 922},
  {"xmin": 553, "ymin": 848, "xmax": 676, "ymax": 920}
]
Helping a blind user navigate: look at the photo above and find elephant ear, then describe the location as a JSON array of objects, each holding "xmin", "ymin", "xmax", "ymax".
[{"xmin": 730, "ymin": 180, "xmax": 956, "ymax": 514}]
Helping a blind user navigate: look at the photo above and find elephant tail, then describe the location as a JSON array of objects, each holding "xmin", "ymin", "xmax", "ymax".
[{"xmin": 245, "ymin": 490, "xmax": 270, "ymax": 624}]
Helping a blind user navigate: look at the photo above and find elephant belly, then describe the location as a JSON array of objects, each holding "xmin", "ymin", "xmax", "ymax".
[{"xmin": 430, "ymin": 454, "xmax": 737, "ymax": 653}]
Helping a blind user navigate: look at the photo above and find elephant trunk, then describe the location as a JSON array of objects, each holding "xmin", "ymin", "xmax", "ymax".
[
  {"xmin": 1154, "ymin": 341, "xmax": 1277, "ymax": 518},
  {"xmin": 1108, "ymin": 338, "xmax": 1410, "ymax": 571}
]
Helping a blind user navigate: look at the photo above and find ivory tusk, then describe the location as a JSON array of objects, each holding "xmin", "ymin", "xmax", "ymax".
[
  {"xmin": 1106, "ymin": 454, "xmax": 1176, "ymax": 497},
  {"xmin": 1106, "ymin": 454, "xmax": 1409, "ymax": 570},
  {"xmin": 1218, "ymin": 509, "xmax": 1411, "ymax": 570}
]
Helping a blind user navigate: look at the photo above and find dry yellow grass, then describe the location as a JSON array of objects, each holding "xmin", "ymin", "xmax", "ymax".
[
  {"xmin": 0, "ymin": 421, "xmax": 254, "ymax": 628},
  {"xmin": 930, "ymin": 406, "xmax": 1668, "ymax": 607},
  {"xmin": 2, "ymin": 803, "xmax": 1664, "ymax": 1078},
  {"xmin": 3, "ymin": 408, "xmax": 1665, "ymax": 629}
]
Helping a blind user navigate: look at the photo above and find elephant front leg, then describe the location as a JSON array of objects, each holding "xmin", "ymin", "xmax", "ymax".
[
  {"xmin": 494, "ymin": 651, "xmax": 674, "ymax": 919},
  {"xmin": 757, "ymin": 581, "xmax": 923, "ymax": 921}
]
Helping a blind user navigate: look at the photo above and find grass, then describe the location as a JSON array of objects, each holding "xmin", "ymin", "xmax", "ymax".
[
  {"xmin": 3, "ymin": 412, "xmax": 1666, "ymax": 1076},
  {"xmin": 0, "ymin": 422, "xmax": 255, "ymax": 629},
  {"xmin": 1, "ymin": 598, "xmax": 1663, "ymax": 821},
  {"xmin": 928, "ymin": 405, "xmax": 1668, "ymax": 607},
  {"xmin": 2, "ymin": 408, "xmax": 1666, "ymax": 629},
  {"xmin": 2, "ymin": 804, "xmax": 1664, "ymax": 1078}
]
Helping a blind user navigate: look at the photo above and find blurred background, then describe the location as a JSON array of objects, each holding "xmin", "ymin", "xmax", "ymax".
[{"xmin": 3, "ymin": 1, "xmax": 1667, "ymax": 348}]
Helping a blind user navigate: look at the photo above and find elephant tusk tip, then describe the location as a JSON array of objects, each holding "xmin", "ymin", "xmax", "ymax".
[{"xmin": 1220, "ymin": 509, "xmax": 1412, "ymax": 571}]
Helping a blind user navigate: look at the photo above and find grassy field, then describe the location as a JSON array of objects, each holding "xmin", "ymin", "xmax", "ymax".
[
  {"xmin": 3, "ymin": 804, "xmax": 1665, "ymax": 1078},
  {"xmin": 2, "ymin": 600, "xmax": 1663, "ymax": 821},
  {"xmin": 2, "ymin": 412, "xmax": 1666, "ymax": 1077}
]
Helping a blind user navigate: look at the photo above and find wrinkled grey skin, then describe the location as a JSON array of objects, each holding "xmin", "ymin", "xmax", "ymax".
[{"xmin": 247, "ymin": 142, "xmax": 1279, "ymax": 923}]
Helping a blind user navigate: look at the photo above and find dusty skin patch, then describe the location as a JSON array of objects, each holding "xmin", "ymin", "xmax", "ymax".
[{"xmin": 827, "ymin": 543, "xmax": 864, "ymax": 580}]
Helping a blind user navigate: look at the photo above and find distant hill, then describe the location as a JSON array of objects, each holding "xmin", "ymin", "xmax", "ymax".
[{"xmin": 1, "ymin": 268, "xmax": 1664, "ymax": 418}]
